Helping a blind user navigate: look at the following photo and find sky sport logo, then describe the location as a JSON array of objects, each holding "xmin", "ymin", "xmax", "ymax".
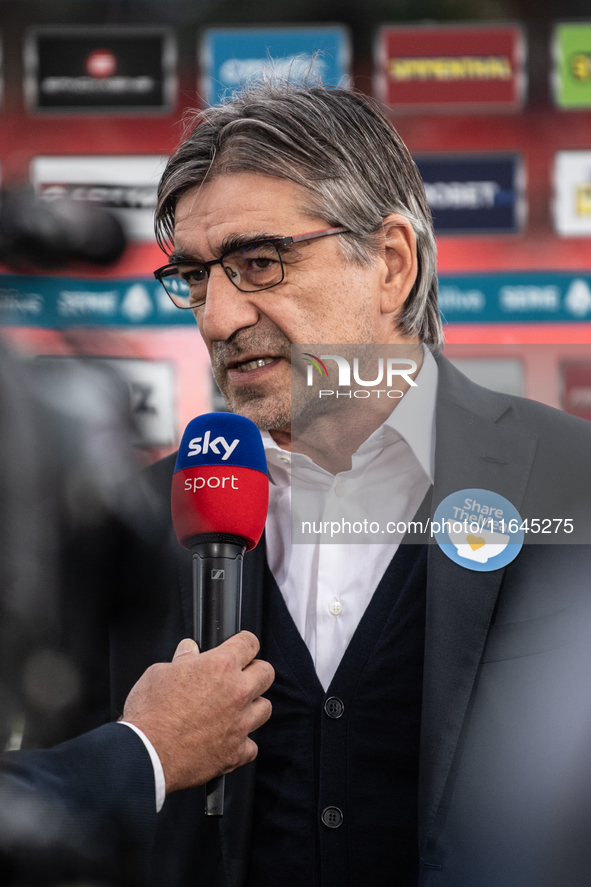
[
  {"xmin": 303, "ymin": 353, "xmax": 418, "ymax": 399},
  {"xmin": 187, "ymin": 431, "xmax": 239, "ymax": 461}
]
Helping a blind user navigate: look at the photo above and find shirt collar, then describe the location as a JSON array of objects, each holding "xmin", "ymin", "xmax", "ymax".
[
  {"xmin": 377, "ymin": 346, "xmax": 437, "ymax": 481},
  {"xmin": 261, "ymin": 345, "xmax": 438, "ymax": 484}
]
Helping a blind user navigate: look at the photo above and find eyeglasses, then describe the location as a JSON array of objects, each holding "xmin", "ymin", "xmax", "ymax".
[{"xmin": 153, "ymin": 226, "xmax": 349, "ymax": 310}]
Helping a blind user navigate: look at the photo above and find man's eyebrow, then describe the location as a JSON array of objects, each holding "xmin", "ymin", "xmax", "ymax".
[
  {"xmin": 167, "ymin": 249, "xmax": 199, "ymax": 264},
  {"xmin": 168, "ymin": 233, "xmax": 284, "ymax": 264},
  {"xmin": 219, "ymin": 232, "xmax": 283, "ymax": 253}
]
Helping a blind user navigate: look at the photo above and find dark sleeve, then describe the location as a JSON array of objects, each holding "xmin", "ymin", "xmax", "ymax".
[{"xmin": 0, "ymin": 722, "xmax": 157, "ymax": 885}]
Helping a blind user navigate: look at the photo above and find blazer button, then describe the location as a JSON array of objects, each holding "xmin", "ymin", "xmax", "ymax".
[
  {"xmin": 321, "ymin": 806, "xmax": 343, "ymax": 828},
  {"xmin": 324, "ymin": 696, "xmax": 345, "ymax": 719}
]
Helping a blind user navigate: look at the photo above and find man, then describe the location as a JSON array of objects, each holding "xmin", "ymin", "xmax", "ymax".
[{"xmin": 74, "ymin": 81, "xmax": 591, "ymax": 885}]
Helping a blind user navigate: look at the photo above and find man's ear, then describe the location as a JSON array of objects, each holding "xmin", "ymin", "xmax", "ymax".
[{"xmin": 379, "ymin": 214, "xmax": 418, "ymax": 317}]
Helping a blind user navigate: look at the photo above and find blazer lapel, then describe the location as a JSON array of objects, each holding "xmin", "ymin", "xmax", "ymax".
[{"xmin": 419, "ymin": 357, "xmax": 538, "ymax": 838}]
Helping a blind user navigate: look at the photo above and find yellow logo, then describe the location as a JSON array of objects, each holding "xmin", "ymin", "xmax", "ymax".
[
  {"xmin": 576, "ymin": 184, "xmax": 591, "ymax": 216},
  {"xmin": 570, "ymin": 53, "xmax": 591, "ymax": 82},
  {"xmin": 389, "ymin": 56, "xmax": 512, "ymax": 82}
]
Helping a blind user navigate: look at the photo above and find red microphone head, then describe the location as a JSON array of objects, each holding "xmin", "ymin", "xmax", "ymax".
[{"xmin": 171, "ymin": 413, "xmax": 269, "ymax": 551}]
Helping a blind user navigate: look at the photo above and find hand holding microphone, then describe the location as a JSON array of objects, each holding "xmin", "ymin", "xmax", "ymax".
[
  {"xmin": 121, "ymin": 631, "xmax": 273, "ymax": 794},
  {"xmin": 171, "ymin": 413, "xmax": 270, "ymax": 814}
]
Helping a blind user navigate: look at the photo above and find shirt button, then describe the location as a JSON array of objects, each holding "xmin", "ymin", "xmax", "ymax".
[
  {"xmin": 321, "ymin": 806, "xmax": 343, "ymax": 829},
  {"xmin": 329, "ymin": 600, "xmax": 343, "ymax": 616},
  {"xmin": 324, "ymin": 697, "xmax": 345, "ymax": 719},
  {"xmin": 334, "ymin": 482, "xmax": 347, "ymax": 497},
  {"xmin": 279, "ymin": 454, "xmax": 291, "ymax": 464}
]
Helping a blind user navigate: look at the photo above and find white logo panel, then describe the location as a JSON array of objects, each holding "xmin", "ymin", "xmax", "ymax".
[{"xmin": 30, "ymin": 155, "xmax": 168, "ymax": 241}]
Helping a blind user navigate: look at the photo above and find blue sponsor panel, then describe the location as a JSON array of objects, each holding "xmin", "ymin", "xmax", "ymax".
[
  {"xmin": 439, "ymin": 272, "xmax": 591, "ymax": 322},
  {"xmin": 0, "ymin": 274, "xmax": 195, "ymax": 326},
  {"xmin": 3, "ymin": 271, "xmax": 591, "ymax": 327},
  {"xmin": 200, "ymin": 26, "xmax": 350, "ymax": 105},
  {"xmin": 414, "ymin": 153, "xmax": 525, "ymax": 234}
]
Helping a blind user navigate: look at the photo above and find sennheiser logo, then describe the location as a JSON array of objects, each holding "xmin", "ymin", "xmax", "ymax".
[
  {"xmin": 188, "ymin": 431, "xmax": 239, "ymax": 461},
  {"xmin": 211, "ymin": 569, "xmax": 225, "ymax": 580}
]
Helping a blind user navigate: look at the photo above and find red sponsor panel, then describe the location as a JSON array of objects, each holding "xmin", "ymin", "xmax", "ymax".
[
  {"xmin": 375, "ymin": 24, "xmax": 525, "ymax": 112},
  {"xmin": 562, "ymin": 362, "xmax": 591, "ymax": 420},
  {"xmin": 171, "ymin": 464, "xmax": 269, "ymax": 551}
]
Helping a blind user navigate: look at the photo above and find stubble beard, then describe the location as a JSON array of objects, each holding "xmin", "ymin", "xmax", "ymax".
[
  {"xmin": 211, "ymin": 350, "xmax": 325, "ymax": 433},
  {"xmin": 210, "ymin": 330, "xmax": 293, "ymax": 432},
  {"xmin": 217, "ymin": 378, "xmax": 292, "ymax": 432}
]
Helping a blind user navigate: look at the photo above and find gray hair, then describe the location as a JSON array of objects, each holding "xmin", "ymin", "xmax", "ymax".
[{"xmin": 156, "ymin": 80, "xmax": 442, "ymax": 347}]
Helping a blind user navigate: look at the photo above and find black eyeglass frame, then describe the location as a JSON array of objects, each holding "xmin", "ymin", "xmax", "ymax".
[{"xmin": 153, "ymin": 226, "xmax": 350, "ymax": 309}]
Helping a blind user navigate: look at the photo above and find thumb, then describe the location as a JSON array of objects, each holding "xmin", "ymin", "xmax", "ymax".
[{"xmin": 173, "ymin": 638, "xmax": 199, "ymax": 659}]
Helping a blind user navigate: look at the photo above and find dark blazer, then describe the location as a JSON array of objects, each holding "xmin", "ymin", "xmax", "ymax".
[
  {"xmin": 0, "ymin": 721, "xmax": 157, "ymax": 884},
  {"xmin": 52, "ymin": 355, "xmax": 591, "ymax": 887}
]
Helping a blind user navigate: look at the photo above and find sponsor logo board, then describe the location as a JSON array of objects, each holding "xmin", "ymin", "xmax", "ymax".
[
  {"xmin": 106, "ymin": 357, "xmax": 176, "ymax": 447},
  {"xmin": 24, "ymin": 27, "xmax": 176, "ymax": 113},
  {"xmin": 34, "ymin": 356, "xmax": 176, "ymax": 447},
  {"xmin": 552, "ymin": 22, "xmax": 591, "ymax": 108},
  {"xmin": 562, "ymin": 362, "xmax": 591, "ymax": 420},
  {"xmin": 200, "ymin": 25, "xmax": 350, "ymax": 105},
  {"xmin": 447, "ymin": 358, "xmax": 524, "ymax": 396},
  {"xmin": 0, "ymin": 275, "xmax": 194, "ymax": 326},
  {"xmin": 0, "ymin": 38, "xmax": 4, "ymax": 111},
  {"xmin": 3, "ymin": 272, "xmax": 591, "ymax": 327},
  {"xmin": 553, "ymin": 150, "xmax": 591, "ymax": 236},
  {"xmin": 30, "ymin": 155, "xmax": 168, "ymax": 242},
  {"xmin": 438, "ymin": 272, "xmax": 591, "ymax": 322},
  {"xmin": 375, "ymin": 23, "xmax": 526, "ymax": 112},
  {"xmin": 414, "ymin": 153, "xmax": 525, "ymax": 234}
]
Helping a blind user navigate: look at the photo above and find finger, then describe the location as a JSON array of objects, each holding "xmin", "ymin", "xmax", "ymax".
[
  {"xmin": 248, "ymin": 695, "xmax": 273, "ymax": 732},
  {"xmin": 243, "ymin": 659, "xmax": 275, "ymax": 695},
  {"xmin": 173, "ymin": 638, "xmax": 199, "ymax": 659},
  {"xmin": 221, "ymin": 737, "xmax": 259, "ymax": 775},
  {"xmin": 221, "ymin": 630, "xmax": 260, "ymax": 668},
  {"xmin": 239, "ymin": 737, "xmax": 259, "ymax": 768}
]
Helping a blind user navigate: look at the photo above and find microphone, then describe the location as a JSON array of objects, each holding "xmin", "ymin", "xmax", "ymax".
[{"xmin": 171, "ymin": 412, "xmax": 268, "ymax": 815}]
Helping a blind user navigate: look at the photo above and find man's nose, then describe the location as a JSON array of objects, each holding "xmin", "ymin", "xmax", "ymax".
[{"xmin": 197, "ymin": 265, "xmax": 260, "ymax": 342}]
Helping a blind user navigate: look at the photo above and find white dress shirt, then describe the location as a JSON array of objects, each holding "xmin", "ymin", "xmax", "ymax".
[{"xmin": 264, "ymin": 349, "xmax": 438, "ymax": 690}]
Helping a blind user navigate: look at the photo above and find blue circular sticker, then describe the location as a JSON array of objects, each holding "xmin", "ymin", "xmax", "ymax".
[{"xmin": 432, "ymin": 488, "xmax": 524, "ymax": 572}]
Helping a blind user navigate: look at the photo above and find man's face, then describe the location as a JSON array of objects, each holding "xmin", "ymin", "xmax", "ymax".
[{"xmin": 173, "ymin": 172, "xmax": 414, "ymax": 432}]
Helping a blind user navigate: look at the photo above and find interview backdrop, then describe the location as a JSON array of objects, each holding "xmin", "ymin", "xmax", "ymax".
[{"xmin": 0, "ymin": 0, "xmax": 589, "ymax": 462}]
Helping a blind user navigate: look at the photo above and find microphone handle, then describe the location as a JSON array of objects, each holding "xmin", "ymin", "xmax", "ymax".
[{"xmin": 191, "ymin": 536, "xmax": 246, "ymax": 816}]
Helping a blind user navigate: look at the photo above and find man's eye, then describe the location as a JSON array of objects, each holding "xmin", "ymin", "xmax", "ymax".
[
  {"xmin": 249, "ymin": 257, "xmax": 275, "ymax": 270},
  {"xmin": 223, "ymin": 243, "xmax": 283, "ymax": 289},
  {"xmin": 180, "ymin": 266, "xmax": 207, "ymax": 284}
]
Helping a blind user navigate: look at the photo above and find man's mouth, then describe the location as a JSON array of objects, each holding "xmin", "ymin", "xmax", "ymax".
[{"xmin": 234, "ymin": 357, "xmax": 278, "ymax": 373}]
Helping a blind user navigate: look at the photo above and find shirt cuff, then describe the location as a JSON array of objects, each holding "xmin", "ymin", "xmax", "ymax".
[{"xmin": 118, "ymin": 721, "xmax": 166, "ymax": 812}]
